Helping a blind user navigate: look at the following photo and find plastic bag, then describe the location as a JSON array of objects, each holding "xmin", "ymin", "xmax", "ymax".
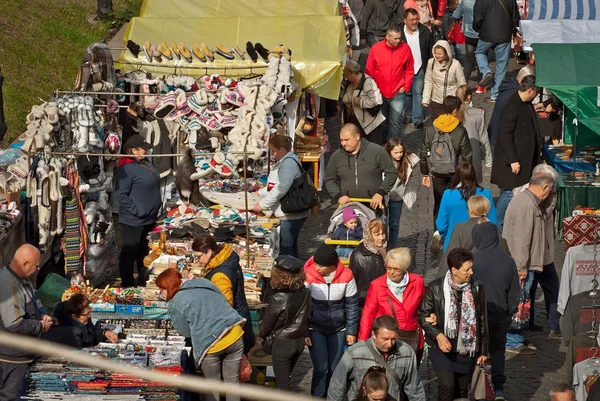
[
  {"xmin": 447, "ymin": 21, "xmax": 466, "ymax": 45},
  {"xmin": 239, "ymin": 354, "xmax": 252, "ymax": 382}
]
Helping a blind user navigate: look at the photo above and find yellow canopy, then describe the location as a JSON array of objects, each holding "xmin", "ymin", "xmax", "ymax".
[
  {"xmin": 116, "ymin": 16, "xmax": 346, "ymax": 99},
  {"xmin": 139, "ymin": 0, "xmax": 340, "ymax": 17}
]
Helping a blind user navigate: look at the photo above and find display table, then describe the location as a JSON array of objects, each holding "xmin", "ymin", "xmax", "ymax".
[
  {"xmin": 557, "ymin": 174, "xmax": 600, "ymax": 231},
  {"xmin": 0, "ymin": 214, "xmax": 24, "ymax": 267},
  {"xmin": 543, "ymin": 145, "xmax": 596, "ymax": 173}
]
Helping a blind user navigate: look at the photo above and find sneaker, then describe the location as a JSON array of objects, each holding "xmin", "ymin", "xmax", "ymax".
[
  {"xmin": 430, "ymin": 231, "xmax": 442, "ymax": 255},
  {"xmin": 506, "ymin": 344, "xmax": 536, "ymax": 355},
  {"xmin": 523, "ymin": 340, "xmax": 537, "ymax": 350},
  {"xmin": 475, "ymin": 85, "xmax": 487, "ymax": 94},
  {"xmin": 548, "ymin": 329, "xmax": 562, "ymax": 339},
  {"xmin": 479, "ymin": 72, "xmax": 494, "ymax": 88},
  {"xmin": 494, "ymin": 389, "xmax": 506, "ymax": 401},
  {"xmin": 490, "ymin": 98, "xmax": 497, "ymax": 103}
]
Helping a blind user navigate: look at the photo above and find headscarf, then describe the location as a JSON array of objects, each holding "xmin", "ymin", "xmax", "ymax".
[
  {"xmin": 443, "ymin": 270, "xmax": 477, "ymax": 356},
  {"xmin": 362, "ymin": 218, "xmax": 387, "ymax": 257}
]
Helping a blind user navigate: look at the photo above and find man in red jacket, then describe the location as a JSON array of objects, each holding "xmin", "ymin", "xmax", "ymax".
[{"xmin": 365, "ymin": 25, "xmax": 415, "ymax": 140}]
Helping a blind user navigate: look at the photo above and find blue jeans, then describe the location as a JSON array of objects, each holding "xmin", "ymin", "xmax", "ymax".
[
  {"xmin": 404, "ymin": 69, "xmax": 425, "ymax": 122},
  {"xmin": 496, "ymin": 189, "xmax": 514, "ymax": 232},
  {"xmin": 474, "ymin": 40, "xmax": 511, "ymax": 99},
  {"xmin": 279, "ymin": 218, "xmax": 307, "ymax": 258},
  {"xmin": 530, "ymin": 263, "xmax": 561, "ymax": 331},
  {"xmin": 382, "ymin": 93, "xmax": 406, "ymax": 139},
  {"xmin": 308, "ymin": 330, "xmax": 346, "ymax": 397},
  {"xmin": 387, "ymin": 200, "xmax": 404, "ymax": 249},
  {"xmin": 506, "ymin": 271, "xmax": 534, "ymax": 349}
]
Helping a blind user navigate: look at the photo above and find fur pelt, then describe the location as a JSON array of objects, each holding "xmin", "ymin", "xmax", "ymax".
[{"xmin": 175, "ymin": 149, "xmax": 208, "ymax": 206}]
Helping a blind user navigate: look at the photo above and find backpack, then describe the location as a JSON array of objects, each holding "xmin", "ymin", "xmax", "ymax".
[{"xmin": 428, "ymin": 127, "xmax": 457, "ymax": 175}]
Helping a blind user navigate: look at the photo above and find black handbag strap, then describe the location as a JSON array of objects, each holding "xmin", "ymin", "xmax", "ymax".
[{"xmin": 366, "ymin": 340, "xmax": 404, "ymax": 388}]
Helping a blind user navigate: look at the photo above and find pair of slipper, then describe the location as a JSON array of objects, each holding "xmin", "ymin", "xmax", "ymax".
[{"xmin": 245, "ymin": 42, "xmax": 269, "ymax": 63}]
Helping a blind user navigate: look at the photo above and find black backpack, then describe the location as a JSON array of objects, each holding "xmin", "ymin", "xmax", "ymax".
[{"xmin": 280, "ymin": 159, "xmax": 319, "ymax": 213}]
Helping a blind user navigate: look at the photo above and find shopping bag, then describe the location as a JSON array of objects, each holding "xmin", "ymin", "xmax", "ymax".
[
  {"xmin": 510, "ymin": 280, "xmax": 531, "ymax": 330},
  {"xmin": 447, "ymin": 21, "xmax": 466, "ymax": 44},
  {"xmin": 468, "ymin": 366, "xmax": 494, "ymax": 400},
  {"xmin": 239, "ymin": 354, "xmax": 252, "ymax": 382}
]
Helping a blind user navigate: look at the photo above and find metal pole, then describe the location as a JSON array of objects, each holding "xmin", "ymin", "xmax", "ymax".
[
  {"xmin": 49, "ymin": 150, "xmax": 254, "ymax": 158},
  {"xmin": 572, "ymin": 119, "xmax": 578, "ymax": 213},
  {"xmin": 243, "ymin": 146, "xmax": 251, "ymax": 271},
  {"xmin": 117, "ymin": 60, "xmax": 269, "ymax": 70}
]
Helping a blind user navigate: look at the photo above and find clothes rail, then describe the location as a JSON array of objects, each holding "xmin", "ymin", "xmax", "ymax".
[
  {"xmin": 117, "ymin": 60, "xmax": 269, "ymax": 71},
  {"xmin": 49, "ymin": 150, "xmax": 255, "ymax": 158}
]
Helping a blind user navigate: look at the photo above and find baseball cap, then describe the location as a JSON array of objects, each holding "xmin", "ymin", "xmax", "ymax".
[{"xmin": 124, "ymin": 135, "xmax": 152, "ymax": 151}]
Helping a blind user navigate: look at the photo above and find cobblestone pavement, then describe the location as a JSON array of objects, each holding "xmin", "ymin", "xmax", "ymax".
[{"xmin": 289, "ymin": 59, "xmax": 569, "ymax": 400}]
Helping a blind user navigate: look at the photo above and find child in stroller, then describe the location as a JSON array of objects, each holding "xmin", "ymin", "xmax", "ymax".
[
  {"xmin": 326, "ymin": 201, "xmax": 378, "ymax": 263},
  {"xmin": 331, "ymin": 208, "xmax": 364, "ymax": 242}
]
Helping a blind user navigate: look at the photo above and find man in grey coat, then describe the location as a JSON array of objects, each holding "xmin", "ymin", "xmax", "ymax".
[
  {"xmin": 325, "ymin": 123, "xmax": 397, "ymax": 210},
  {"xmin": 0, "ymin": 244, "xmax": 52, "ymax": 400},
  {"xmin": 327, "ymin": 315, "xmax": 426, "ymax": 401},
  {"xmin": 502, "ymin": 174, "xmax": 554, "ymax": 354}
]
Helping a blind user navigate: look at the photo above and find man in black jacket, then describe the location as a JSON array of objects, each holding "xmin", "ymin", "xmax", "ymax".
[
  {"xmin": 472, "ymin": 222, "xmax": 520, "ymax": 399},
  {"xmin": 400, "ymin": 8, "xmax": 434, "ymax": 129},
  {"xmin": 491, "ymin": 75, "xmax": 542, "ymax": 231},
  {"xmin": 360, "ymin": 0, "xmax": 404, "ymax": 47},
  {"xmin": 472, "ymin": 0, "xmax": 520, "ymax": 101}
]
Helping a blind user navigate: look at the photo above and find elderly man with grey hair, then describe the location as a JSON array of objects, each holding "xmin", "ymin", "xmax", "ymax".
[
  {"xmin": 342, "ymin": 60, "xmax": 387, "ymax": 145},
  {"xmin": 503, "ymin": 172, "xmax": 556, "ymax": 354},
  {"xmin": 550, "ymin": 383, "xmax": 575, "ymax": 401}
]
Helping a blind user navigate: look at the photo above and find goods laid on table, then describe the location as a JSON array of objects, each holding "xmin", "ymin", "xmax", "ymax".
[
  {"xmin": 545, "ymin": 145, "xmax": 600, "ymax": 175},
  {"xmin": 564, "ymin": 207, "xmax": 600, "ymax": 250}
]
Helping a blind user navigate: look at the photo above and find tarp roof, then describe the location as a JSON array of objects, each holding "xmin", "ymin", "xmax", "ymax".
[
  {"xmin": 526, "ymin": 0, "xmax": 599, "ymax": 19},
  {"xmin": 116, "ymin": 15, "xmax": 346, "ymax": 99},
  {"xmin": 139, "ymin": 0, "xmax": 340, "ymax": 17}
]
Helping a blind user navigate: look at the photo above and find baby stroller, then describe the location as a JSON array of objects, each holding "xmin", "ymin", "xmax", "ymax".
[{"xmin": 324, "ymin": 198, "xmax": 382, "ymax": 266}]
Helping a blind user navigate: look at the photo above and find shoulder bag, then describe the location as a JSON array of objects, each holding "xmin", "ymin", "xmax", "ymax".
[
  {"xmin": 387, "ymin": 295, "xmax": 421, "ymax": 353},
  {"xmin": 356, "ymin": 75, "xmax": 383, "ymax": 117},
  {"xmin": 279, "ymin": 158, "xmax": 320, "ymax": 213},
  {"xmin": 262, "ymin": 291, "xmax": 308, "ymax": 355},
  {"xmin": 365, "ymin": 340, "xmax": 409, "ymax": 401}
]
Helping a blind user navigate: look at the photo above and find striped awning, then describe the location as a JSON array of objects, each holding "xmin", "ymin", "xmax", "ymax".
[{"xmin": 527, "ymin": 0, "xmax": 598, "ymax": 19}]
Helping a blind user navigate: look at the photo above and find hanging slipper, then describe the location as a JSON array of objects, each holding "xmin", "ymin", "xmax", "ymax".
[
  {"xmin": 150, "ymin": 44, "xmax": 162, "ymax": 62},
  {"xmin": 224, "ymin": 153, "xmax": 239, "ymax": 177},
  {"xmin": 154, "ymin": 92, "xmax": 178, "ymax": 119},
  {"xmin": 143, "ymin": 41, "xmax": 153, "ymax": 62},
  {"xmin": 232, "ymin": 45, "xmax": 246, "ymax": 60},
  {"xmin": 48, "ymin": 161, "xmax": 59, "ymax": 237},
  {"xmin": 127, "ymin": 40, "xmax": 141, "ymax": 58},
  {"xmin": 187, "ymin": 89, "xmax": 209, "ymax": 114},
  {"xmin": 26, "ymin": 105, "xmax": 46, "ymax": 123},
  {"xmin": 170, "ymin": 43, "xmax": 181, "ymax": 60},
  {"xmin": 200, "ymin": 43, "xmax": 215, "ymax": 62},
  {"xmin": 215, "ymin": 44, "xmax": 235, "ymax": 60},
  {"xmin": 179, "ymin": 43, "xmax": 193, "ymax": 63},
  {"xmin": 37, "ymin": 163, "xmax": 51, "ymax": 250},
  {"xmin": 192, "ymin": 44, "xmax": 207, "ymax": 62},
  {"xmin": 254, "ymin": 43, "xmax": 270, "ymax": 63},
  {"xmin": 157, "ymin": 42, "xmax": 173, "ymax": 60},
  {"xmin": 246, "ymin": 42, "xmax": 259, "ymax": 63},
  {"xmin": 209, "ymin": 151, "xmax": 232, "ymax": 178},
  {"xmin": 165, "ymin": 89, "xmax": 192, "ymax": 121},
  {"xmin": 190, "ymin": 155, "xmax": 214, "ymax": 180}
]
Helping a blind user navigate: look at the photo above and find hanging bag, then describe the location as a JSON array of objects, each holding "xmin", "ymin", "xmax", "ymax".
[
  {"xmin": 510, "ymin": 280, "xmax": 531, "ymax": 330},
  {"xmin": 356, "ymin": 75, "xmax": 383, "ymax": 117},
  {"xmin": 468, "ymin": 365, "xmax": 494, "ymax": 401},
  {"xmin": 447, "ymin": 21, "xmax": 466, "ymax": 44},
  {"xmin": 279, "ymin": 158, "xmax": 320, "ymax": 213}
]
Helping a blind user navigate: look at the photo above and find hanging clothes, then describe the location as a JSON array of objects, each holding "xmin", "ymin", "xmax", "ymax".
[
  {"xmin": 558, "ymin": 244, "xmax": 600, "ymax": 315},
  {"xmin": 561, "ymin": 291, "xmax": 600, "ymax": 346},
  {"xmin": 62, "ymin": 161, "xmax": 87, "ymax": 275}
]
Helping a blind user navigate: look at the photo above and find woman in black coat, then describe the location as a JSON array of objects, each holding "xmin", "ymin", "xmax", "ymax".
[
  {"xmin": 419, "ymin": 248, "xmax": 489, "ymax": 401},
  {"xmin": 259, "ymin": 256, "xmax": 311, "ymax": 391},
  {"xmin": 349, "ymin": 219, "xmax": 387, "ymax": 308},
  {"xmin": 490, "ymin": 76, "xmax": 542, "ymax": 192}
]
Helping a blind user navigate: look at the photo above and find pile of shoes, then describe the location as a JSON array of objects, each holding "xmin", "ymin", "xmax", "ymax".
[
  {"xmin": 3, "ymin": 156, "xmax": 30, "ymax": 194},
  {"xmin": 127, "ymin": 40, "xmax": 249, "ymax": 63},
  {"xmin": 17, "ymin": 103, "xmax": 61, "ymax": 152},
  {"xmin": 54, "ymin": 95, "xmax": 104, "ymax": 152}
]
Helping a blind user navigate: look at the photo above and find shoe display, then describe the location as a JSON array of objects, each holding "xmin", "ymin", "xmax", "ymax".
[
  {"xmin": 215, "ymin": 44, "xmax": 235, "ymax": 60},
  {"xmin": 254, "ymin": 42, "xmax": 270, "ymax": 62},
  {"xmin": 479, "ymin": 72, "xmax": 494, "ymax": 88},
  {"xmin": 179, "ymin": 43, "xmax": 193, "ymax": 63},
  {"xmin": 232, "ymin": 45, "xmax": 246, "ymax": 60},
  {"xmin": 170, "ymin": 43, "xmax": 180, "ymax": 60},
  {"xmin": 506, "ymin": 344, "xmax": 535, "ymax": 355},
  {"xmin": 126, "ymin": 40, "xmax": 141, "ymax": 58},
  {"xmin": 192, "ymin": 44, "xmax": 207, "ymax": 62},
  {"xmin": 246, "ymin": 41, "xmax": 259, "ymax": 63},
  {"xmin": 143, "ymin": 41, "xmax": 152, "ymax": 63},
  {"xmin": 157, "ymin": 42, "xmax": 173, "ymax": 60},
  {"xmin": 200, "ymin": 43, "xmax": 215, "ymax": 62}
]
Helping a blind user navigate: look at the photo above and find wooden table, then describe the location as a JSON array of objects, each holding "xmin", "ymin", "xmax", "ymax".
[{"xmin": 299, "ymin": 153, "xmax": 323, "ymax": 214}]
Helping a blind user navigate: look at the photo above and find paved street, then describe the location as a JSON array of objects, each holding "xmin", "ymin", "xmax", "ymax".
[{"xmin": 289, "ymin": 59, "xmax": 569, "ymax": 400}]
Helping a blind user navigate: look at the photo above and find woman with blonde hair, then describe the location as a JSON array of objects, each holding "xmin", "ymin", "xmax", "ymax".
[
  {"xmin": 436, "ymin": 195, "xmax": 507, "ymax": 277},
  {"xmin": 349, "ymin": 219, "xmax": 387, "ymax": 309},
  {"xmin": 456, "ymin": 85, "xmax": 493, "ymax": 183},
  {"xmin": 358, "ymin": 247, "xmax": 426, "ymax": 364}
]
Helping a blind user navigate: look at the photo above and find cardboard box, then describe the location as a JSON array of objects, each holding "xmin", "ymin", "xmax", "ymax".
[{"xmin": 116, "ymin": 304, "xmax": 143, "ymax": 315}]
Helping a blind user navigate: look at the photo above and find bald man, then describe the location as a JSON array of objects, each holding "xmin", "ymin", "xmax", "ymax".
[
  {"xmin": 324, "ymin": 123, "xmax": 397, "ymax": 209},
  {"xmin": 0, "ymin": 244, "xmax": 52, "ymax": 401}
]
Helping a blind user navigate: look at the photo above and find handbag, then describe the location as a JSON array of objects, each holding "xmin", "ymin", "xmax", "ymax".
[
  {"xmin": 387, "ymin": 296, "xmax": 420, "ymax": 353},
  {"xmin": 510, "ymin": 280, "xmax": 531, "ymax": 330},
  {"xmin": 356, "ymin": 75, "xmax": 383, "ymax": 117},
  {"xmin": 279, "ymin": 158, "xmax": 320, "ymax": 213},
  {"xmin": 447, "ymin": 21, "xmax": 466, "ymax": 44},
  {"xmin": 468, "ymin": 365, "xmax": 494, "ymax": 401},
  {"xmin": 239, "ymin": 354, "xmax": 252, "ymax": 382},
  {"xmin": 261, "ymin": 291, "xmax": 308, "ymax": 355}
]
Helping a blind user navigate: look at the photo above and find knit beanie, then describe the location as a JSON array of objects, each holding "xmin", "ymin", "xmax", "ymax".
[
  {"xmin": 313, "ymin": 244, "xmax": 339, "ymax": 267},
  {"xmin": 343, "ymin": 208, "xmax": 358, "ymax": 224}
]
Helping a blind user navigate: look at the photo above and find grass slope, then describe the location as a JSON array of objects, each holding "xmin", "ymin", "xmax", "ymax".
[{"xmin": 0, "ymin": 0, "xmax": 141, "ymax": 143}]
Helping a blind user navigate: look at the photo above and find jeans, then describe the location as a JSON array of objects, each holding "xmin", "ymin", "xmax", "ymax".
[
  {"xmin": 506, "ymin": 271, "xmax": 534, "ymax": 349},
  {"xmin": 119, "ymin": 223, "xmax": 155, "ymax": 287},
  {"xmin": 488, "ymin": 318, "xmax": 511, "ymax": 390},
  {"xmin": 272, "ymin": 337, "xmax": 305, "ymax": 391},
  {"xmin": 279, "ymin": 218, "xmax": 307, "ymax": 258},
  {"xmin": 308, "ymin": 330, "xmax": 346, "ymax": 397},
  {"xmin": 529, "ymin": 263, "xmax": 561, "ymax": 331},
  {"xmin": 475, "ymin": 40, "xmax": 511, "ymax": 99},
  {"xmin": 404, "ymin": 68, "xmax": 425, "ymax": 122},
  {"xmin": 432, "ymin": 174, "xmax": 453, "ymax": 227},
  {"xmin": 464, "ymin": 37, "xmax": 479, "ymax": 83},
  {"xmin": 0, "ymin": 362, "xmax": 29, "ymax": 401},
  {"xmin": 495, "ymin": 189, "xmax": 514, "ymax": 232},
  {"xmin": 436, "ymin": 369, "xmax": 472, "ymax": 401},
  {"xmin": 200, "ymin": 337, "xmax": 244, "ymax": 401},
  {"xmin": 366, "ymin": 33, "xmax": 385, "ymax": 47},
  {"xmin": 382, "ymin": 93, "xmax": 406, "ymax": 139},
  {"xmin": 387, "ymin": 200, "xmax": 404, "ymax": 249}
]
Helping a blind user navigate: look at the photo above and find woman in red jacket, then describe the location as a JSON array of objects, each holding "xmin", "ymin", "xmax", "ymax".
[{"xmin": 358, "ymin": 247, "xmax": 426, "ymax": 365}]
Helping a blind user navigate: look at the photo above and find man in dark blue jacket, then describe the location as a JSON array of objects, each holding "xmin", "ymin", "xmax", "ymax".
[
  {"xmin": 115, "ymin": 135, "xmax": 161, "ymax": 287},
  {"xmin": 472, "ymin": 222, "xmax": 520, "ymax": 400},
  {"xmin": 487, "ymin": 64, "xmax": 536, "ymax": 148}
]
